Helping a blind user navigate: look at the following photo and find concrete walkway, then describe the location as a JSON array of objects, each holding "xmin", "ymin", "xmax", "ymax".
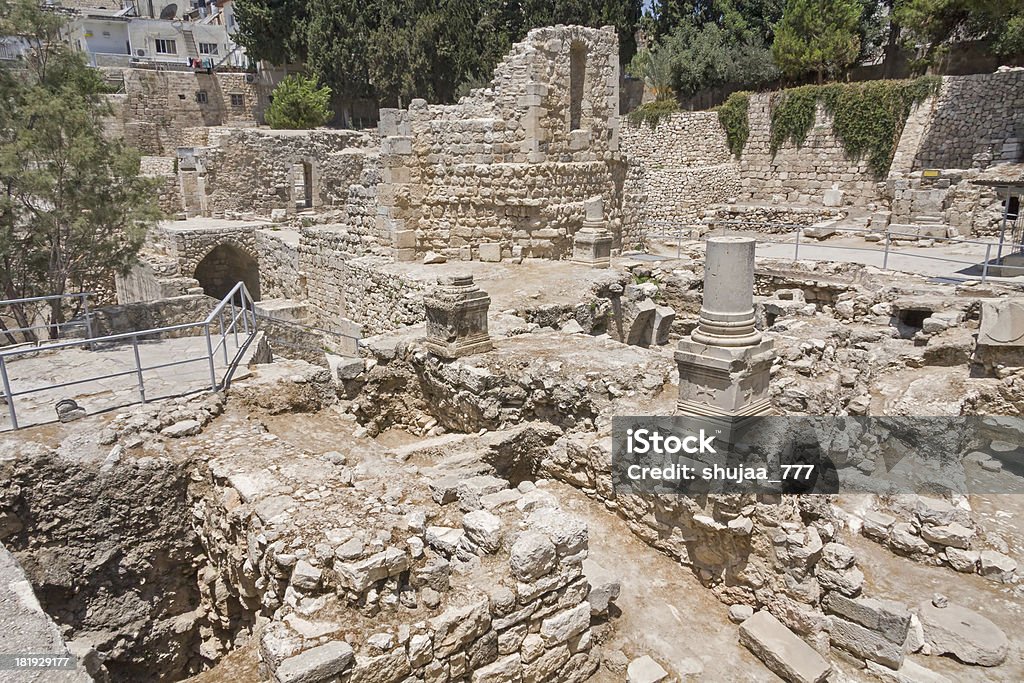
[
  {"xmin": 1, "ymin": 334, "xmax": 245, "ymax": 431},
  {"xmin": 652, "ymin": 230, "xmax": 1024, "ymax": 284}
]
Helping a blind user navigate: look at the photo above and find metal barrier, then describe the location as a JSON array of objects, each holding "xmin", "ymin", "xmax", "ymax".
[
  {"xmin": 0, "ymin": 292, "xmax": 95, "ymax": 347},
  {"xmin": 0, "ymin": 281, "xmax": 258, "ymax": 430},
  {"xmin": 645, "ymin": 219, "xmax": 1024, "ymax": 283}
]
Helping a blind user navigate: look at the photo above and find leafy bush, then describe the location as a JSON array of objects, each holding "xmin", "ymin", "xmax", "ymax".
[
  {"xmin": 769, "ymin": 76, "xmax": 942, "ymax": 176},
  {"xmin": 627, "ymin": 99, "xmax": 681, "ymax": 129},
  {"xmin": 717, "ymin": 91, "xmax": 751, "ymax": 158},
  {"xmin": 265, "ymin": 75, "xmax": 333, "ymax": 129}
]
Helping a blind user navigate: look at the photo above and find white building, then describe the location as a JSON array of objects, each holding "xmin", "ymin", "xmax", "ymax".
[{"xmin": 61, "ymin": 0, "xmax": 247, "ymax": 69}]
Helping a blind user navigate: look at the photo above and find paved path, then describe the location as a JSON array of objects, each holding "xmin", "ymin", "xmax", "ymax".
[
  {"xmin": 1, "ymin": 334, "xmax": 244, "ymax": 431},
  {"xmin": 652, "ymin": 230, "xmax": 1024, "ymax": 284}
]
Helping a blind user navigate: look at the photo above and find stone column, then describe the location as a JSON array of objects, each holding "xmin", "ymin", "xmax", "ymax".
[
  {"xmin": 572, "ymin": 197, "xmax": 613, "ymax": 268},
  {"xmin": 424, "ymin": 275, "xmax": 493, "ymax": 358},
  {"xmin": 676, "ymin": 236, "xmax": 774, "ymax": 418}
]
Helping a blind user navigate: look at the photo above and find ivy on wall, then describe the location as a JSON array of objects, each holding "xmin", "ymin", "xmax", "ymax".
[
  {"xmin": 717, "ymin": 91, "xmax": 751, "ymax": 158},
  {"xmin": 768, "ymin": 76, "xmax": 942, "ymax": 176},
  {"xmin": 627, "ymin": 98, "xmax": 681, "ymax": 129}
]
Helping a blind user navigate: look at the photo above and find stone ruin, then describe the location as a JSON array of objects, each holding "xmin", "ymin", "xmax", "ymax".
[{"xmin": 2, "ymin": 22, "xmax": 1024, "ymax": 683}]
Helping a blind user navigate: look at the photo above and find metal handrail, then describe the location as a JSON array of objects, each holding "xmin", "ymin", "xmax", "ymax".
[
  {"xmin": 1, "ymin": 291, "xmax": 96, "ymax": 346},
  {"xmin": 645, "ymin": 219, "xmax": 1024, "ymax": 282},
  {"xmin": 0, "ymin": 281, "xmax": 259, "ymax": 430}
]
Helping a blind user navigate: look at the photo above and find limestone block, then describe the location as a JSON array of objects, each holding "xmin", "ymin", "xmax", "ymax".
[
  {"xmin": 828, "ymin": 615, "xmax": 906, "ymax": 668},
  {"xmin": 738, "ymin": 611, "xmax": 831, "ymax": 683},
  {"xmin": 274, "ymin": 641, "xmax": 354, "ymax": 683},
  {"xmin": 509, "ymin": 531, "xmax": 556, "ymax": 582},
  {"xmin": 479, "ymin": 243, "xmax": 502, "ymax": 262},
  {"xmin": 626, "ymin": 655, "xmax": 669, "ymax": 683}
]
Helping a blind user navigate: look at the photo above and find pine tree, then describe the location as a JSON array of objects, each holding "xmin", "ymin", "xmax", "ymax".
[
  {"xmin": 0, "ymin": 0, "xmax": 160, "ymax": 340},
  {"xmin": 772, "ymin": 0, "xmax": 863, "ymax": 82}
]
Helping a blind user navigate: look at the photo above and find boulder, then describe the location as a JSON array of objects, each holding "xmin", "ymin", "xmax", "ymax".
[
  {"xmin": 626, "ymin": 655, "xmax": 669, "ymax": 683},
  {"xmin": 462, "ymin": 510, "xmax": 504, "ymax": 554},
  {"xmin": 918, "ymin": 600, "xmax": 1008, "ymax": 666}
]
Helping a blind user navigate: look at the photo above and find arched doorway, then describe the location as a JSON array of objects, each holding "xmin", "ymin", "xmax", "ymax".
[{"xmin": 193, "ymin": 242, "xmax": 261, "ymax": 301}]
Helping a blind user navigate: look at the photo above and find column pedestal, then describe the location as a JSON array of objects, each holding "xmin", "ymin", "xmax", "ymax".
[
  {"xmin": 677, "ymin": 236, "xmax": 775, "ymax": 419},
  {"xmin": 424, "ymin": 275, "xmax": 493, "ymax": 358},
  {"xmin": 572, "ymin": 196, "xmax": 613, "ymax": 268}
]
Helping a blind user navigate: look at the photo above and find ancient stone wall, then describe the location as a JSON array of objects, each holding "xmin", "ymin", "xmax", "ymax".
[
  {"xmin": 105, "ymin": 68, "xmax": 267, "ymax": 156},
  {"xmin": 619, "ymin": 112, "xmax": 741, "ymax": 230},
  {"xmin": 738, "ymin": 94, "xmax": 881, "ymax": 208},
  {"xmin": 89, "ymin": 294, "xmax": 217, "ymax": 337},
  {"xmin": 377, "ymin": 25, "xmax": 626, "ymax": 261},
  {"xmin": 255, "ymin": 230, "xmax": 305, "ymax": 300},
  {"xmin": 194, "ymin": 128, "xmax": 379, "ymax": 220},
  {"xmin": 912, "ymin": 71, "xmax": 1024, "ymax": 170},
  {"xmin": 140, "ymin": 154, "xmax": 181, "ymax": 216}
]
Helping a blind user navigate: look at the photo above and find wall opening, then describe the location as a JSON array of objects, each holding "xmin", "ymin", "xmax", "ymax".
[
  {"xmin": 292, "ymin": 162, "xmax": 313, "ymax": 210},
  {"xmin": 569, "ymin": 42, "xmax": 586, "ymax": 131},
  {"xmin": 194, "ymin": 242, "xmax": 260, "ymax": 301}
]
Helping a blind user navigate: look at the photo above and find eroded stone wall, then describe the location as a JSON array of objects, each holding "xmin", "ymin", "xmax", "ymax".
[
  {"xmin": 738, "ymin": 94, "xmax": 881, "ymax": 209},
  {"xmin": 912, "ymin": 71, "xmax": 1024, "ymax": 170},
  {"xmin": 106, "ymin": 68, "xmax": 267, "ymax": 156},
  {"xmin": 192, "ymin": 128, "xmax": 379, "ymax": 220},
  {"xmin": 620, "ymin": 112, "xmax": 741, "ymax": 229},
  {"xmin": 377, "ymin": 25, "xmax": 626, "ymax": 261}
]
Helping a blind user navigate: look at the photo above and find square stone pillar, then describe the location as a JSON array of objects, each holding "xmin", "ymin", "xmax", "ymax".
[
  {"xmin": 424, "ymin": 275, "xmax": 493, "ymax": 358},
  {"xmin": 677, "ymin": 236, "xmax": 775, "ymax": 418},
  {"xmin": 572, "ymin": 196, "xmax": 613, "ymax": 268}
]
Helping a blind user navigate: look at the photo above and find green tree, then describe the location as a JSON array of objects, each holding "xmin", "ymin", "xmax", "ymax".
[
  {"xmin": 772, "ymin": 0, "xmax": 863, "ymax": 82},
  {"xmin": 893, "ymin": 0, "xmax": 1024, "ymax": 65},
  {"xmin": 231, "ymin": 0, "xmax": 643, "ymax": 115},
  {"xmin": 232, "ymin": 0, "xmax": 309, "ymax": 65},
  {"xmin": 265, "ymin": 75, "xmax": 333, "ymax": 129},
  {"xmin": 0, "ymin": 0, "xmax": 159, "ymax": 340}
]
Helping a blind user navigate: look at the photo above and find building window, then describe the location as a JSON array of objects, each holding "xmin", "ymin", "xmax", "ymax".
[
  {"xmin": 195, "ymin": 90, "xmax": 208, "ymax": 104},
  {"xmin": 155, "ymin": 39, "xmax": 176, "ymax": 55},
  {"xmin": 198, "ymin": 42, "xmax": 219, "ymax": 55},
  {"xmin": 568, "ymin": 41, "xmax": 586, "ymax": 131},
  {"xmin": 230, "ymin": 93, "xmax": 244, "ymax": 107}
]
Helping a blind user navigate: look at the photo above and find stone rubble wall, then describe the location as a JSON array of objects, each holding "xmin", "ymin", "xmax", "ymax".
[
  {"xmin": 88, "ymin": 294, "xmax": 217, "ymax": 338},
  {"xmin": 140, "ymin": 155, "xmax": 182, "ymax": 216},
  {"xmin": 298, "ymin": 240, "xmax": 425, "ymax": 335},
  {"xmin": 195, "ymin": 128, "xmax": 380, "ymax": 219},
  {"xmin": 103, "ymin": 68, "xmax": 267, "ymax": 156},
  {"xmin": 189, "ymin": 417, "xmax": 604, "ymax": 683},
  {"xmin": 255, "ymin": 230, "xmax": 305, "ymax": 301},
  {"xmin": 377, "ymin": 25, "xmax": 627, "ymax": 261},
  {"xmin": 619, "ymin": 112, "xmax": 741, "ymax": 230},
  {"xmin": 911, "ymin": 71, "xmax": 1024, "ymax": 170},
  {"xmin": 739, "ymin": 94, "xmax": 881, "ymax": 209}
]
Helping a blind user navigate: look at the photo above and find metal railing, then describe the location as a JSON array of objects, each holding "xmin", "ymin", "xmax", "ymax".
[
  {"xmin": 645, "ymin": 219, "xmax": 1024, "ymax": 284},
  {"xmin": 0, "ymin": 292, "xmax": 95, "ymax": 347},
  {"xmin": 0, "ymin": 281, "xmax": 258, "ymax": 430}
]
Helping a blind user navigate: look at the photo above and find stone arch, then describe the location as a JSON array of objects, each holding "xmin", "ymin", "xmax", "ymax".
[
  {"xmin": 569, "ymin": 40, "xmax": 587, "ymax": 131},
  {"xmin": 193, "ymin": 241, "xmax": 261, "ymax": 301}
]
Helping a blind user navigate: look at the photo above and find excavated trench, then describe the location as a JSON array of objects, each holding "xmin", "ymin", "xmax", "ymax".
[{"xmin": 0, "ymin": 446, "xmax": 253, "ymax": 682}]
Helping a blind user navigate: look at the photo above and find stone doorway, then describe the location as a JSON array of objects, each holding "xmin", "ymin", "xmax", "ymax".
[{"xmin": 292, "ymin": 161, "xmax": 313, "ymax": 210}]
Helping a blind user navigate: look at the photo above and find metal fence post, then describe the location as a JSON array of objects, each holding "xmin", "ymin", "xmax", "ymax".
[
  {"xmin": 131, "ymin": 334, "xmax": 146, "ymax": 403},
  {"xmin": 218, "ymin": 309, "xmax": 228, "ymax": 364},
  {"xmin": 982, "ymin": 243, "xmax": 992, "ymax": 284},
  {"xmin": 794, "ymin": 227, "xmax": 801, "ymax": 262},
  {"xmin": 883, "ymin": 230, "xmax": 891, "ymax": 270},
  {"xmin": 205, "ymin": 323, "xmax": 217, "ymax": 391},
  {"xmin": 230, "ymin": 298, "xmax": 239, "ymax": 348},
  {"xmin": 82, "ymin": 294, "xmax": 94, "ymax": 348},
  {"xmin": 0, "ymin": 356, "xmax": 17, "ymax": 430}
]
